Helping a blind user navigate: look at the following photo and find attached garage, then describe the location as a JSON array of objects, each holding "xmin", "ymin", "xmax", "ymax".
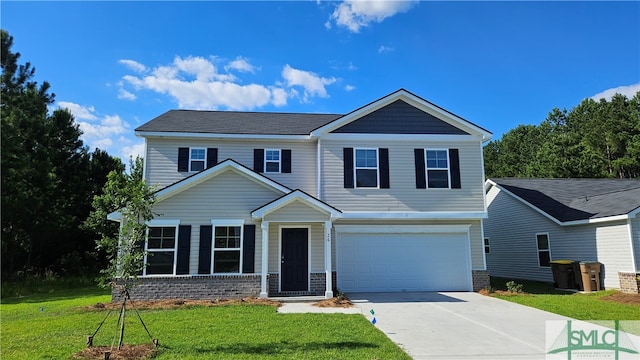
[{"xmin": 336, "ymin": 226, "xmax": 472, "ymax": 292}]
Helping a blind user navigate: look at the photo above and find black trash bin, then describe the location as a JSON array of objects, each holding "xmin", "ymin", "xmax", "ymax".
[
  {"xmin": 572, "ymin": 261, "xmax": 583, "ymax": 291},
  {"xmin": 550, "ymin": 260, "xmax": 575, "ymax": 289}
]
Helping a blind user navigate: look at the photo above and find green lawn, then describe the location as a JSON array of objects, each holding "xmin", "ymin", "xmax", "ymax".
[
  {"xmin": 489, "ymin": 277, "xmax": 640, "ymax": 321},
  {"xmin": 1, "ymin": 286, "xmax": 410, "ymax": 359}
]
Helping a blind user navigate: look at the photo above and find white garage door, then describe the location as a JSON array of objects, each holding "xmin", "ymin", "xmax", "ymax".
[{"xmin": 337, "ymin": 232, "xmax": 472, "ymax": 292}]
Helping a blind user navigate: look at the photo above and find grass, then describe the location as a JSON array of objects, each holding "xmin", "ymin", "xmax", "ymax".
[
  {"xmin": 1, "ymin": 285, "xmax": 410, "ymax": 359},
  {"xmin": 489, "ymin": 277, "xmax": 640, "ymax": 321}
]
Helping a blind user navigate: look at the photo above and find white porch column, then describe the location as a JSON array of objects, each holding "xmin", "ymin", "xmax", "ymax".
[
  {"xmin": 324, "ymin": 220, "xmax": 333, "ymax": 298},
  {"xmin": 260, "ymin": 221, "xmax": 269, "ymax": 298}
]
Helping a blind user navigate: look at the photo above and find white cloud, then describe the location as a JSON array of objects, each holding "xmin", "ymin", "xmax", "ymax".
[
  {"xmin": 121, "ymin": 142, "xmax": 146, "ymax": 161},
  {"xmin": 328, "ymin": 0, "xmax": 417, "ymax": 33},
  {"xmin": 119, "ymin": 59, "xmax": 147, "ymax": 73},
  {"xmin": 345, "ymin": 84, "xmax": 356, "ymax": 91},
  {"xmin": 225, "ymin": 57, "xmax": 257, "ymax": 73},
  {"xmin": 378, "ymin": 45, "xmax": 394, "ymax": 53},
  {"xmin": 281, "ymin": 64, "xmax": 337, "ymax": 102},
  {"xmin": 118, "ymin": 88, "xmax": 137, "ymax": 101},
  {"xmin": 57, "ymin": 101, "xmax": 97, "ymax": 120},
  {"xmin": 590, "ymin": 83, "xmax": 640, "ymax": 101}
]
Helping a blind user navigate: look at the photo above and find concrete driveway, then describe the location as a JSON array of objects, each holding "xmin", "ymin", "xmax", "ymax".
[{"xmin": 347, "ymin": 292, "xmax": 570, "ymax": 360}]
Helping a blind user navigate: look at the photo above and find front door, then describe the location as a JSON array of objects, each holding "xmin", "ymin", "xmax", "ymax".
[{"xmin": 281, "ymin": 228, "xmax": 308, "ymax": 292}]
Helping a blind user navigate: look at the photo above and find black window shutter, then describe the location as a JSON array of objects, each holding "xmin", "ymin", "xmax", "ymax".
[
  {"xmin": 414, "ymin": 149, "xmax": 426, "ymax": 189},
  {"xmin": 449, "ymin": 149, "xmax": 461, "ymax": 189},
  {"xmin": 379, "ymin": 148, "xmax": 390, "ymax": 189},
  {"xmin": 242, "ymin": 224, "xmax": 256, "ymax": 273},
  {"xmin": 253, "ymin": 149, "xmax": 264, "ymax": 172},
  {"xmin": 343, "ymin": 148, "xmax": 354, "ymax": 188},
  {"xmin": 178, "ymin": 147, "xmax": 189, "ymax": 172},
  {"xmin": 206, "ymin": 148, "xmax": 218, "ymax": 169},
  {"xmin": 282, "ymin": 149, "xmax": 291, "ymax": 173},
  {"xmin": 198, "ymin": 225, "xmax": 212, "ymax": 274},
  {"xmin": 176, "ymin": 225, "xmax": 191, "ymax": 275}
]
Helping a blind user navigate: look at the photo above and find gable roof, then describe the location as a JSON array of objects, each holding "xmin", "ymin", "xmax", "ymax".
[
  {"xmin": 154, "ymin": 158, "xmax": 290, "ymax": 202},
  {"xmin": 134, "ymin": 89, "xmax": 492, "ymax": 141},
  {"xmin": 310, "ymin": 89, "xmax": 492, "ymax": 141},
  {"xmin": 251, "ymin": 189, "xmax": 342, "ymax": 220},
  {"xmin": 488, "ymin": 178, "xmax": 640, "ymax": 224}
]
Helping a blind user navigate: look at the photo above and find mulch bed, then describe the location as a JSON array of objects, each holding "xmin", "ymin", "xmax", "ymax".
[
  {"xmin": 85, "ymin": 297, "xmax": 281, "ymax": 311},
  {"xmin": 313, "ymin": 295, "xmax": 354, "ymax": 308},
  {"xmin": 600, "ymin": 292, "xmax": 640, "ymax": 305},
  {"xmin": 73, "ymin": 343, "xmax": 157, "ymax": 360}
]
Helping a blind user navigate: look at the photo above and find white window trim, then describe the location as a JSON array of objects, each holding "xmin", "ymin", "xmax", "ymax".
[
  {"xmin": 536, "ymin": 232, "xmax": 551, "ymax": 268},
  {"xmin": 143, "ymin": 220, "xmax": 180, "ymax": 276},
  {"xmin": 484, "ymin": 237, "xmax": 491, "ymax": 254},
  {"xmin": 354, "ymin": 148, "xmax": 380, "ymax": 189},
  {"xmin": 189, "ymin": 147, "xmax": 206, "ymax": 172},
  {"xmin": 210, "ymin": 219, "xmax": 245, "ymax": 274},
  {"xmin": 425, "ymin": 148, "xmax": 451, "ymax": 189},
  {"xmin": 264, "ymin": 148, "xmax": 281, "ymax": 173}
]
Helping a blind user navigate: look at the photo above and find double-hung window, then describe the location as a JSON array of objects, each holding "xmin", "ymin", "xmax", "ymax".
[
  {"xmin": 212, "ymin": 221, "xmax": 243, "ymax": 273},
  {"xmin": 426, "ymin": 149, "xmax": 450, "ymax": 188},
  {"xmin": 190, "ymin": 148, "xmax": 206, "ymax": 172},
  {"xmin": 536, "ymin": 233, "xmax": 551, "ymax": 267},
  {"xmin": 355, "ymin": 148, "xmax": 378, "ymax": 188},
  {"xmin": 265, "ymin": 149, "xmax": 281, "ymax": 173},
  {"xmin": 145, "ymin": 226, "xmax": 177, "ymax": 275}
]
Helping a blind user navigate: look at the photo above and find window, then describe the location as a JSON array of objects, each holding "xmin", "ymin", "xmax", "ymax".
[
  {"xmin": 355, "ymin": 148, "xmax": 378, "ymax": 188},
  {"xmin": 145, "ymin": 226, "xmax": 177, "ymax": 275},
  {"xmin": 536, "ymin": 233, "xmax": 550, "ymax": 267},
  {"xmin": 426, "ymin": 149, "xmax": 450, "ymax": 188},
  {"xmin": 190, "ymin": 148, "xmax": 206, "ymax": 172},
  {"xmin": 265, "ymin": 149, "xmax": 281, "ymax": 173},
  {"xmin": 213, "ymin": 225, "xmax": 242, "ymax": 273},
  {"xmin": 484, "ymin": 238, "xmax": 490, "ymax": 254}
]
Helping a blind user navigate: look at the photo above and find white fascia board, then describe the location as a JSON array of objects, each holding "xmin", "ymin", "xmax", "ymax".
[
  {"xmin": 252, "ymin": 190, "xmax": 341, "ymax": 220},
  {"xmin": 334, "ymin": 224, "xmax": 472, "ymax": 234},
  {"xmin": 340, "ymin": 211, "xmax": 487, "ymax": 220},
  {"xmin": 136, "ymin": 131, "xmax": 311, "ymax": 141},
  {"xmin": 320, "ymin": 133, "xmax": 482, "ymax": 142},
  {"xmin": 155, "ymin": 161, "xmax": 289, "ymax": 203},
  {"xmin": 561, "ymin": 214, "xmax": 630, "ymax": 226}
]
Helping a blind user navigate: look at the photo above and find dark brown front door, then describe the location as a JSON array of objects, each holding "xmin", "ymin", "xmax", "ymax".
[{"xmin": 281, "ymin": 228, "xmax": 308, "ymax": 291}]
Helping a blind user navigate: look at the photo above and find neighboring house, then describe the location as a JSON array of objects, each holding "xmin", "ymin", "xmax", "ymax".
[
  {"xmin": 484, "ymin": 178, "xmax": 640, "ymax": 293},
  {"xmin": 109, "ymin": 89, "xmax": 493, "ymax": 300}
]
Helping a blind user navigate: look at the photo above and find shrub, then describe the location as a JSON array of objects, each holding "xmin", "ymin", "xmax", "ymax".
[{"xmin": 506, "ymin": 280, "xmax": 524, "ymax": 293}]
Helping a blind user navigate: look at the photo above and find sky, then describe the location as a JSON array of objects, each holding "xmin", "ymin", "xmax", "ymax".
[{"xmin": 2, "ymin": 1, "xmax": 639, "ymax": 162}]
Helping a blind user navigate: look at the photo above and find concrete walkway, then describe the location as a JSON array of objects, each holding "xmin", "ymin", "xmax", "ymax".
[{"xmin": 278, "ymin": 292, "xmax": 571, "ymax": 359}]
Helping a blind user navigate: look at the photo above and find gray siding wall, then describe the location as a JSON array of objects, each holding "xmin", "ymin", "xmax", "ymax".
[
  {"xmin": 331, "ymin": 219, "xmax": 484, "ymax": 270},
  {"xmin": 151, "ymin": 170, "xmax": 285, "ymax": 275},
  {"xmin": 145, "ymin": 137, "xmax": 317, "ymax": 194},
  {"xmin": 320, "ymin": 138, "xmax": 485, "ymax": 212},
  {"xmin": 485, "ymin": 186, "xmax": 633, "ymax": 288},
  {"xmin": 632, "ymin": 216, "xmax": 640, "ymax": 272}
]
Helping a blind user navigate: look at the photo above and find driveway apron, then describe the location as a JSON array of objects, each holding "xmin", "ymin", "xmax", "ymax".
[{"xmin": 347, "ymin": 292, "xmax": 571, "ymax": 360}]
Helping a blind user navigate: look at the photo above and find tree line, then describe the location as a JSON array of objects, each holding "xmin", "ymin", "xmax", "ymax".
[
  {"xmin": 1, "ymin": 30, "xmax": 125, "ymax": 278},
  {"xmin": 484, "ymin": 92, "xmax": 640, "ymax": 179}
]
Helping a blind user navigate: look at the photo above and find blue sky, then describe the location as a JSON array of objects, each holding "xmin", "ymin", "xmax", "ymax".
[{"xmin": 3, "ymin": 1, "xmax": 639, "ymax": 161}]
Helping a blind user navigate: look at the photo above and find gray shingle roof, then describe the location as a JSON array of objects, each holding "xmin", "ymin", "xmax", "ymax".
[
  {"xmin": 491, "ymin": 178, "xmax": 640, "ymax": 222},
  {"xmin": 135, "ymin": 110, "xmax": 343, "ymax": 135}
]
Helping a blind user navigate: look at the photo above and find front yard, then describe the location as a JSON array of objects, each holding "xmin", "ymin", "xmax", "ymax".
[
  {"xmin": 487, "ymin": 277, "xmax": 640, "ymax": 321},
  {"xmin": 0, "ymin": 286, "xmax": 409, "ymax": 359}
]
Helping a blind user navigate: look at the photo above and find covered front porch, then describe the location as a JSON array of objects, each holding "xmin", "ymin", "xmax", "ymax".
[{"xmin": 251, "ymin": 190, "xmax": 342, "ymax": 299}]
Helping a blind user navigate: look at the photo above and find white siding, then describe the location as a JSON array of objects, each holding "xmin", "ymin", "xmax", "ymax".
[
  {"xmin": 151, "ymin": 169, "xmax": 285, "ymax": 275},
  {"xmin": 320, "ymin": 139, "xmax": 485, "ymax": 212},
  {"xmin": 263, "ymin": 201, "xmax": 332, "ymax": 222},
  {"xmin": 145, "ymin": 137, "xmax": 317, "ymax": 194},
  {"xmin": 485, "ymin": 186, "xmax": 635, "ymax": 289}
]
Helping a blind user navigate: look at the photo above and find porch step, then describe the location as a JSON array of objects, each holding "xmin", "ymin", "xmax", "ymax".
[{"xmin": 269, "ymin": 295, "xmax": 325, "ymax": 303}]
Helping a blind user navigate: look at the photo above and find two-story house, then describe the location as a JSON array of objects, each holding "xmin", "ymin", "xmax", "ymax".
[{"xmin": 110, "ymin": 89, "xmax": 493, "ymax": 300}]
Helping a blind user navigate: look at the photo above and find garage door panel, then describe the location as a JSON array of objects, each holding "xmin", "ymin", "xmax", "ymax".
[{"xmin": 337, "ymin": 232, "xmax": 471, "ymax": 292}]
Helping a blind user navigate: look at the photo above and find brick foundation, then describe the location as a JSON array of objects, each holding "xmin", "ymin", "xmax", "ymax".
[
  {"xmin": 618, "ymin": 272, "xmax": 640, "ymax": 294},
  {"xmin": 267, "ymin": 272, "xmax": 329, "ymax": 296},
  {"xmin": 472, "ymin": 270, "xmax": 491, "ymax": 291},
  {"xmin": 111, "ymin": 275, "xmax": 261, "ymax": 302}
]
